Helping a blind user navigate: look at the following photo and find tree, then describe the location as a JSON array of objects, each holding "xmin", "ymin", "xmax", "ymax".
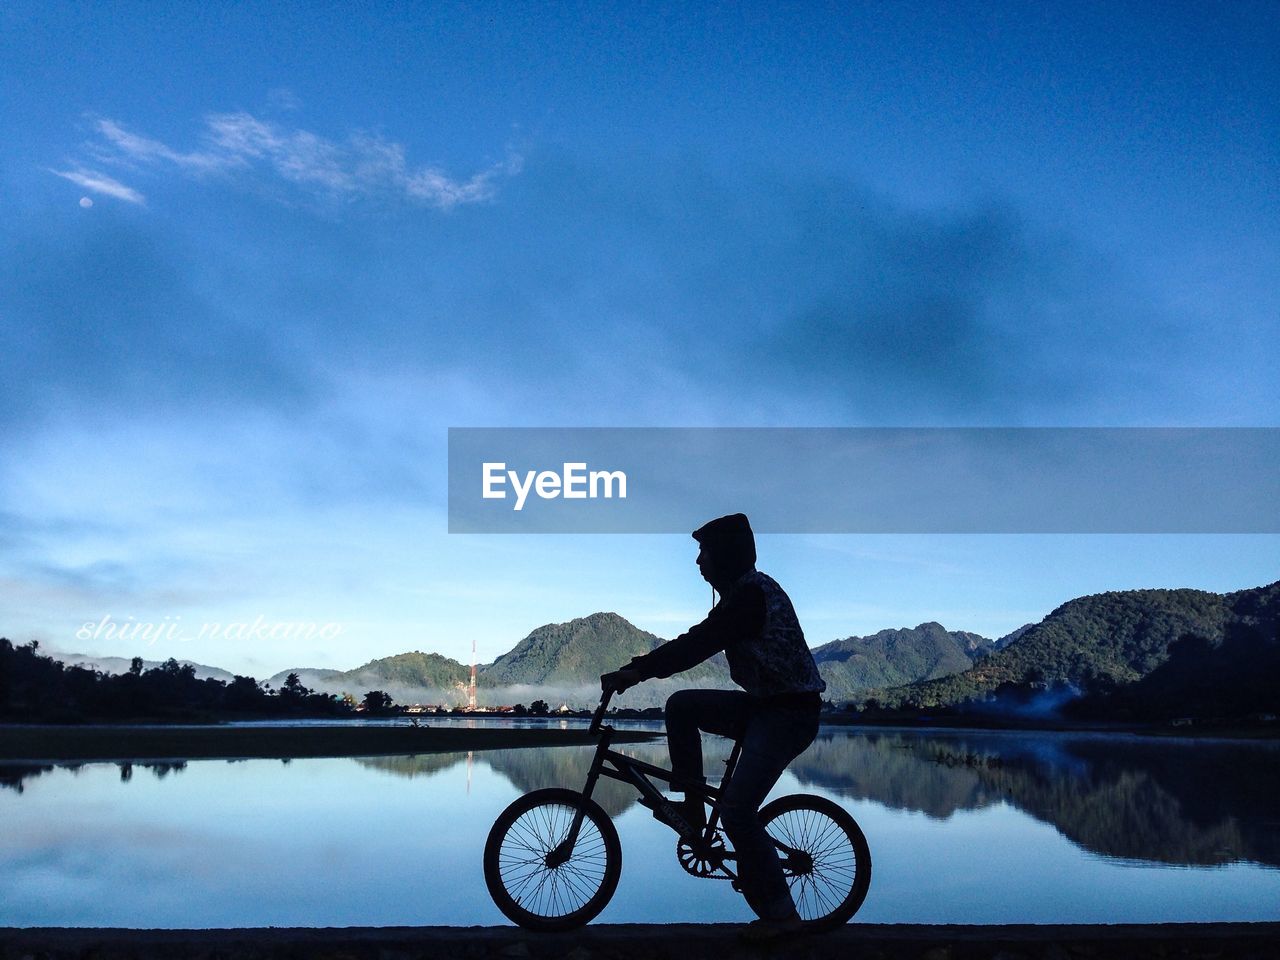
[
  {"xmin": 280, "ymin": 673, "xmax": 306, "ymax": 700},
  {"xmin": 362, "ymin": 690, "xmax": 394, "ymax": 714},
  {"xmin": 529, "ymin": 699, "xmax": 549, "ymax": 716}
]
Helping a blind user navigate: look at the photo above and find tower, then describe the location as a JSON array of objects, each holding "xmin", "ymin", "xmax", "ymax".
[{"xmin": 469, "ymin": 638, "xmax": 477, "ymax": 710}]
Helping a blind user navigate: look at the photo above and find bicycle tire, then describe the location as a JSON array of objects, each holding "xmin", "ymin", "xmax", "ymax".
[
  {"xmin": 484, "ymin": 787, "xmax": 622, "ymax": 931},
  {"xmin": 759, "ymin": 793, "xmax": 871, "ymax": 930}
]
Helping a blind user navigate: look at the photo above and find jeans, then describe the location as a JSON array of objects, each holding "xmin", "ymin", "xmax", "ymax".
[{"xmin": 665, "ymin": 688, "xmax": 820, "ymax": 921}]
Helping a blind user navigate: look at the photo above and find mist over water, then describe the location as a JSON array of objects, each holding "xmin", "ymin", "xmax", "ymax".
[{"xmin": 2, "ymin": 727, "xmax": 1278, "ymax": 927}]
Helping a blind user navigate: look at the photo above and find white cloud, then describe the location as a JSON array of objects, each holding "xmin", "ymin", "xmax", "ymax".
[
  {"xmin": 75, "ymin": 111, "xmax": 521, "ymax": 210},
  {"xmin": 49, "ymin": 167, "xmax": 145, "ymax": 204},
  {"xmin": 93, "ymin": 118, "xmax": 229, "ymax": 172}
]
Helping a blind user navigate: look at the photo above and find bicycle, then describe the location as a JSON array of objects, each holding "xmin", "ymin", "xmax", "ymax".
[{"xmin": 483, "ymin": 688, "xmax": 872, "ymax": 932}]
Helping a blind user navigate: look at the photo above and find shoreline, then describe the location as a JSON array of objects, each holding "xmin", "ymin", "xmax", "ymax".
[
  {"xmin": 2, "ymin": 923, "xmax": 1278, "ymax": 960},
  {"xmin": 0, "ymin": 724, "xmax": 658, "ymax": 762},
  {"xmin": 2, "ymin": 714, "xmax": 1276, "ymax": 763}
]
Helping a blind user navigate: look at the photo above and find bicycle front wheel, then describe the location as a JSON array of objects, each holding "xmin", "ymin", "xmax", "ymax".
[
  {"xmin": 760, "ymin": 793, "xmax": 871, "ymax": 930},
  {"xmin": 484, "ymin": 787, "xmax": 621, "ymax": 931}
]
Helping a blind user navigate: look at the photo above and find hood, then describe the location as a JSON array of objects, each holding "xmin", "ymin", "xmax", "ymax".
[{"xmin": 692, "ymin": 512, "xmax": 757, "ymax": 584}]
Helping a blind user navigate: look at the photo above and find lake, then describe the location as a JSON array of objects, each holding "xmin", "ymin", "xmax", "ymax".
[{"xmin": 3, "ymin": 725, "xmax": 1278, "ymax": 927}]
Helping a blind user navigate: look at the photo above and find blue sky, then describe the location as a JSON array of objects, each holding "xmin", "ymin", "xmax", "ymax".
[{"xmin": 2, "ymin": 1, "xmax": 1277, "ymax": 676}]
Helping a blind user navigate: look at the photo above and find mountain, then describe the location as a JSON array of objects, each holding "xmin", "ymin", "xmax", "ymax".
[
  {"xmin": 812, "ymin": 623, "xmax": 993, "ymax": 701},
  {"xmin": 49, "ymin": 581, "xmax": 1276, "ymax": 716},
  {"xmin": 50, "ymin": 652, "xmax": 238, "ymax": 683},
  {"xmin": 478, "ymin": 611, "xmax": 734, "ymax": 707},
  {"xmin": 270, "ymin": 652, "xmax": 469, "ymax": 703},
  {"xmin": 480, "ymin": 612, "xmax": 659, "ymax": 686},
  {"xmin": 268, "ymin": 613, "xmax": 733, "ymax": 707},
  {"xmin": 992, "ymin": 623, "xmax": 1034, "ymax": 652},
  {"xmin": 882, "ymin": 581, "xmax": 1280, "ymax": 711},
  {"xmin": 480, "ymin": 611, "xmax": 727, "ymax": 686}
]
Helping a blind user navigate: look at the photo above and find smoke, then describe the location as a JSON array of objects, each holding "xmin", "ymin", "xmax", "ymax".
[{"xmin": 963, "ymin": 681, "xmax": 1083, "ymax": 721}]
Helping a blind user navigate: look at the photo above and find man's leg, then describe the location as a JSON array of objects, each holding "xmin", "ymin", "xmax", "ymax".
[
  {"xmin": 717, "ymin": 703, "xmax": 819, "ymax": 920},
  {"xmin": 664, "ymin": 689, "xmax": 751, "ymax": 791}
]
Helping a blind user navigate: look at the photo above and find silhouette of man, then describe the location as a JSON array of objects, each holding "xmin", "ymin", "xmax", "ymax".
[{"xmin": 601, "ymin": 513, "xmax": 825, "ymax": 936}]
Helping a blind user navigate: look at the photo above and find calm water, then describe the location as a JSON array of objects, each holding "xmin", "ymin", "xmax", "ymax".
[{"xmin": 3, "ymin": 726, "xmax": 1279, "ymax": 927}]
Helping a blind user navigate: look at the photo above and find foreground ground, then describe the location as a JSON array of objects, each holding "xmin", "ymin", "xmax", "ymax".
[
  {"xmin": 0, "ymin": 724, "xmax": 657, "ymax": 761},
  {"xmin": 2, "ymin": 924, "xmax": 1279, "ymax": 960}
]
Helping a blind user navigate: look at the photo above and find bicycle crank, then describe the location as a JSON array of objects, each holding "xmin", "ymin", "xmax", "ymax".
[{"xmin": 676, "ymin": 834, "xmax": 732, "ymax": 879}]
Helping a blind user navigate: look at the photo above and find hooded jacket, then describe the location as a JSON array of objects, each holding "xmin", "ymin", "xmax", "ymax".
[{"xmin": 625, "ymin": 514, "xmax": 826, "ymax": 698}]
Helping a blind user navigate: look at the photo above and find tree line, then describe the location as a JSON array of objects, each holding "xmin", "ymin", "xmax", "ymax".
[{"xmin": 0, "ymin": 638, "xmax": 382, "ymax": 722}]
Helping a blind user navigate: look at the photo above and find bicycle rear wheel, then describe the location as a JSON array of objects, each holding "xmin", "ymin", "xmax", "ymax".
[
  {"xmin": 484, "ymin": 787, "xmax": 621, "ymax": 931},
  {"xmin": 760, "ymin": 793, "xmax": 871, "ymax": 930}
]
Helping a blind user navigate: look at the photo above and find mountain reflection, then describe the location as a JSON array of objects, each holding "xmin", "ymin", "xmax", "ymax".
[
  {"xmin": 5, "ymin": 729, "xmax": 1277, "ymax": 870},
  {"xmin": 788, "ymin": 730, "xmax": 1280, "ymax": 869}
]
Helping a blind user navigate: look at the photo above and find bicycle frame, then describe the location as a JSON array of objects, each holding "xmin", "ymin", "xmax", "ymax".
[{"xmin": 548, "ymin": 689, "xmax": 744, "ymax": 873}]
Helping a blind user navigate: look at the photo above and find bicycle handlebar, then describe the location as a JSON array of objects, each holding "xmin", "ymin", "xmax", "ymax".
[{"xmin": 588, "ymin": 688, "xmax": 614, "ymax": 733}]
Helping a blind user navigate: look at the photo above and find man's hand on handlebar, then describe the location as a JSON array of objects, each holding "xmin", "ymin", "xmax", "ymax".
[{"xmin": 600, "ymin": 668, "xmax": 642, "ymax": 694}]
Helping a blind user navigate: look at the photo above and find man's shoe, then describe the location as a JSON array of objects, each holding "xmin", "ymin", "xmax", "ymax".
[
  {"xmin": 739, "ymin": 915, "xmax": 807, "ymax": 943},
  {"xmin": 676, "ymin": 797, "xmax": 706, "ymax": 836}
]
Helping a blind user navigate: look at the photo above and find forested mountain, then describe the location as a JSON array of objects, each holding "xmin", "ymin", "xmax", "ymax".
[
  {"xmin": 266, "ymin": 653, "xmax": 468, "ymax": 705},
  {"xmin": 881, "ymin": 581, "xmax": 1280, "ymax": 714},
  {"xmin": 33, "ymin": 580, "xmax": 1277, "ymax": 717},
  {"xmin": 330, "ymin": 651, "xmax": 467, "ymax": 691},
  {"xmin": 812, "ymin": 623, "xmax": 993, "ymax": 701},
  {"xmin": 480, "ymin": 612, "xmax": 729, "ymax": 687}
]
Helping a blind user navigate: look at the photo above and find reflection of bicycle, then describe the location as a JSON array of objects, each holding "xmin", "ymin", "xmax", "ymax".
[{"xmin": 484, "ymin": 689, "xmax": 871, "ymax": 931}]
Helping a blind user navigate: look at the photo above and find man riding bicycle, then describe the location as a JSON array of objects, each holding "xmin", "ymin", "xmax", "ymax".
[{"xmin": 601, "ymin": 512, "xmax": 825, "ymax": 935}]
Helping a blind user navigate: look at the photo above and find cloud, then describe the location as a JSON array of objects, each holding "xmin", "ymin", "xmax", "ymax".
[
  {"xmin": 49, "ymin": 167, "xmax": 144, "ymax": 204},
  {"xmin": 93, "ymin": 118, "xmax": 230, "ymax": 173},
  {"xmin": 77, "ymin": 112, "xmax": 521, "ymax": 210}
]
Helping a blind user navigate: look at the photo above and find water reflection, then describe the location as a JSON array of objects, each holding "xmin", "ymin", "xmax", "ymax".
[
  {"xmin": 348, "ymin": 728, "xmax": 1280, "ymax": 869},
  {"xmin": 1, "ymin": 760, "xmax": 190, "ymax": 792},
  {"xmin": 790, "ymin": 730, "xmax": 1280, "ymax": 869},
  {"xmin": 3, "ymin": 727, "xmax": 1279, "ymax": 927}
]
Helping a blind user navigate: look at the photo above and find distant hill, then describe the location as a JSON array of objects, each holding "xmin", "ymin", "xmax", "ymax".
[
  {"xmin": 50, "ymin": 653, "xmax": 238, "ymax": 684},
  {"xmin": 882, "ymin": 581, "xmax": 1280, "ymax": 711},
  {"xmin": 48, "ymin": 582, "xmax": 1277, "ymax": 716},
  {"xmin": 269, "ymin": 613, "xmax": 734, "ymax": 708},
  {"xmin": 270, "ymin": 653, "xmax": 469, "ymax": 704},
  {"xmin": 812, "ymin": 623, "xmax": 993, "ymax": 701},
  {"xmin": 481, "ymin": 612, "xmax": 658, "ymax": 686},
  {"xmin": 478, "ymin": 612, "xmax": 733, "ymax": 708},
  {"xmin": 481, "ymin": 612, "xmax": 729, "ymax": 687}
]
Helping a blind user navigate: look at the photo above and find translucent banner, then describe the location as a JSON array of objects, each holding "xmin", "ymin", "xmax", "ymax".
[{"xmin": 447, "ymin": 428, "xmax": 1280, "ymax": 533}]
